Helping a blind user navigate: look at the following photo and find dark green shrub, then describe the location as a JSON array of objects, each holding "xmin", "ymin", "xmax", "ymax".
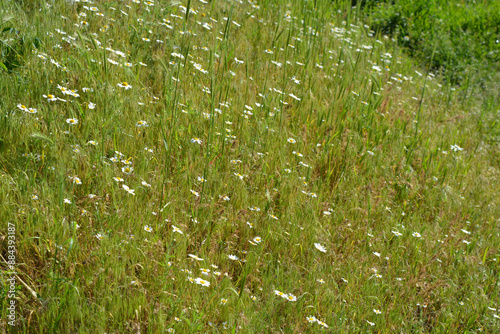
[{"xmin": 345, "ymin": 0, "xmax": 500, "ymax": 84}]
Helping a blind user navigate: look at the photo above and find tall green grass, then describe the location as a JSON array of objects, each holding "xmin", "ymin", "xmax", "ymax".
[{"xmin": 0, "ymin": 0, "xmax": 499, "ymax": 332}]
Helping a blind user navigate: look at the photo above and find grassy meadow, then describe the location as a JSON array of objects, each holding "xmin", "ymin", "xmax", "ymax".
[{"xmin": 1, "ymin": 0, "xmax": 500, "ymax": 332}]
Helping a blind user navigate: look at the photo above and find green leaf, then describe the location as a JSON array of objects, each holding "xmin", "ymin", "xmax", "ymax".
[
  {"xmin": 482, "ymin": 247, "xmax": 489, "ymax": 265},
  {"xmin": 66, "ymin": 238, "xmax": 74, "ymax": 257},
  {"xmin": 32, "ymin": 37, "xmax": 42, "ymax": 48}
]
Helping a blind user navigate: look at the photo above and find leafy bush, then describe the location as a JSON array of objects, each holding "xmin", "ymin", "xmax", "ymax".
[
  {"xmin": 351, "ymin": 0, "xmax": 500, "ymax": 84},
  {"xmin": 0, "ymin": 16, "xmax": 41, "ymax": 72}
]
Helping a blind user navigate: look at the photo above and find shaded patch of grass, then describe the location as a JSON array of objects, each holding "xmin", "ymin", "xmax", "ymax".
[{"xmin": 347, "ymin": 0, "xmax": 500, "ymax": 86}]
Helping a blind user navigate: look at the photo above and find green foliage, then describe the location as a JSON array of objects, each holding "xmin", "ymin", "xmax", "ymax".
[
  {"xmin": 0, "ymin": 27, "xmax": 25, "ymax": 72},
  {"xmin": 0, "ymin": 12, "xmax": 42, "ymax": 73},
  {"xmin": 353, "ymin": 0, "xmax": 500, "ymax": 84}
]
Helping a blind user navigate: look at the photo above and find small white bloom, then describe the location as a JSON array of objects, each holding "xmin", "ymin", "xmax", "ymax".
[
  {"xmin": 314, "ymin": 243, "xmax": 327, "ymax": 253},
  {"xmin": 70, "ymin": 176, "xmax": 82, "ymax": 185},
  {"xmin": 317, "ymin": 321, "xmax": 329, "ymax": 328},
  {"xmin": 195, "ymin": 277, "xmax": 210, "ymax": 287},
  {"xmin": 274, "ymin": 290, "xmax": 288, "ymax": 298},
  {"xmin": 188, "ymin": 254, "xmax": 203, "ymax": 261},
  {"xmin": 123, "ymin": 184, "xmax": 135, "ymax": 195},
  {"xmin": 121, "ymin": 166, "xmax": 133, "ymax": 174},
  {"xmin": 117, "ymin": 82, "xmax": 132, "ymax": 90},
  {"xmin": 172, "ymin": 225, "xmax": 183, "ymax": 234},
  {"xmin": 306, "ymin": 316, "xmax": 317, "ymax": 323}
]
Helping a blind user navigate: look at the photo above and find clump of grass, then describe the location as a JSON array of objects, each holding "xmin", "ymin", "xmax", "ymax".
[
  {"xmin": 346, "ymin": 0, "xmax": 500, "ymax": 86},
  {"xmin": 0, "ymin": 0, "xmax": 499, "ymax": 332}
]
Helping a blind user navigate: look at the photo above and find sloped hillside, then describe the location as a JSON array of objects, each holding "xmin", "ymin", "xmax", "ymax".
[{"xmin": 0, "ymin": 0, "xmax": 499, "ymax": 332}]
